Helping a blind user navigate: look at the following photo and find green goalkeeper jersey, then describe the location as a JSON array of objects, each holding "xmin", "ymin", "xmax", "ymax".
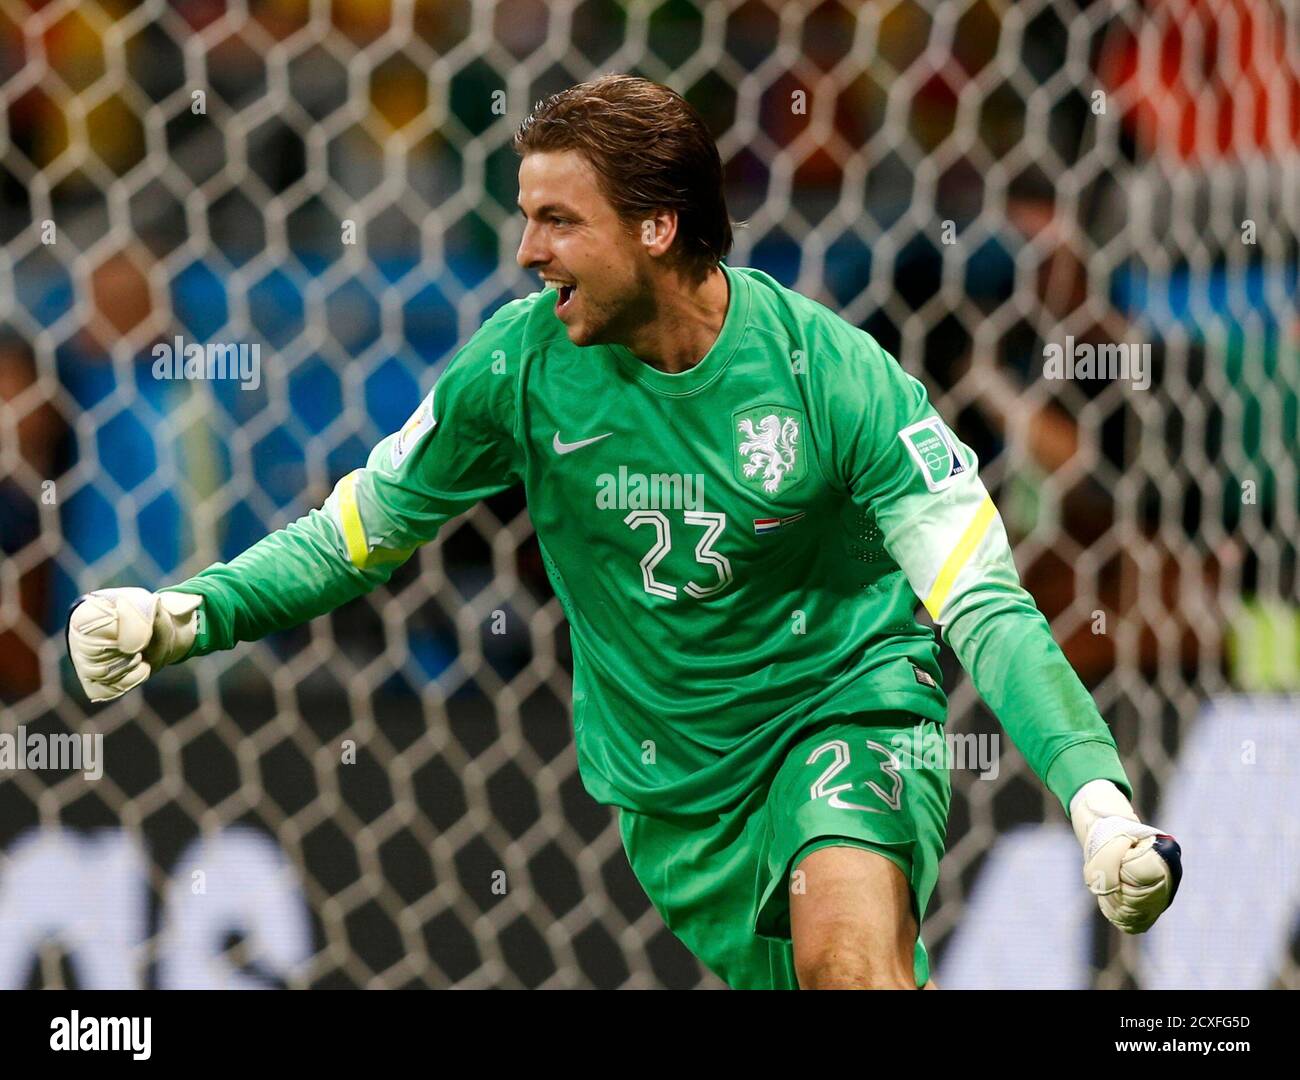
[{"xmin": 168, "ymin": 262, "xmax": 1131, "ymax": 818}]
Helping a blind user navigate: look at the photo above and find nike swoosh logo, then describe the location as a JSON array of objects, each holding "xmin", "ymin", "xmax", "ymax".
[{"xmin": 553, "ymin": 431, "xmax": 613, "ymax": 455}]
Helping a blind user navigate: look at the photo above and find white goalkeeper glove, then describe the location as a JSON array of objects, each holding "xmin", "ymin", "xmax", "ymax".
[
  {"xmin": 66, "ymin": 588, "xmax": 203, "ymax": 702},
  {"xmin": 1070, "ymin": 778, "xmax": 1182, "ymax": 934}
]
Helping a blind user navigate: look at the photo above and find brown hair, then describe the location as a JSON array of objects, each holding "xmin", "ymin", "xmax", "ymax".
[{"xmin": 513, "ymin": 74, "xmax": 734, "ymax": 284}]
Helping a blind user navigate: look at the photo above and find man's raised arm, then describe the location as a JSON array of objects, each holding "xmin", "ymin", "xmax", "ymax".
[{"xmin": 68, "ymin": 301, "xmax": 528, "ymax": 702}]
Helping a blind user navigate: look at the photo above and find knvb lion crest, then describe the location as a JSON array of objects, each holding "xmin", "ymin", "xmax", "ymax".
[{"xmin": 733, "ymin": 405, "xmax": 806, "ymax": 495}]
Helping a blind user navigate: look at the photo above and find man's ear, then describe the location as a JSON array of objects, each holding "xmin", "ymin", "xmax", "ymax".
[{"xmin": 638, "ymin": 209, "xmax": 678, "ymax": 258}]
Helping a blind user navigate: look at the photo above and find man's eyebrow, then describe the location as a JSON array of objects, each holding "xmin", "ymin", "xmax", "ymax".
[{"xmin": 517, "ymin": 201, "xmax": 577, "ymax": 217}]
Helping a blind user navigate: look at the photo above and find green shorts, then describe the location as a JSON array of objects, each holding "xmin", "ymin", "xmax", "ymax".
[{"xmin": 617, "ymin": 714, "xmax": 951, "ymax": 989}]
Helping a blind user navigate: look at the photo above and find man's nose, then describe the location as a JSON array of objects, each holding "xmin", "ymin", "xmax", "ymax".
[{"xmin": 516, "ymin": 220, "xmax": 547, "ymax": 270}]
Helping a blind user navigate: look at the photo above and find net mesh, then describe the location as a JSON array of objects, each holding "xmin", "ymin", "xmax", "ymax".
[{"xmin": 0, "ymin": 0, "xmax": 1296, "ymax": 988}]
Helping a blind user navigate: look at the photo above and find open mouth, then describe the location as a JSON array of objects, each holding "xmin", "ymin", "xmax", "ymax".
[{"xmin": 556, "ymin": 283, "xmax": 576, "ymax": 314}]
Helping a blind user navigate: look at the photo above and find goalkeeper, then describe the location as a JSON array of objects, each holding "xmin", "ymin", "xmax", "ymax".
[{"xmin": 68, "ymin": 75, "xmax": 1181, "ymax": 989}]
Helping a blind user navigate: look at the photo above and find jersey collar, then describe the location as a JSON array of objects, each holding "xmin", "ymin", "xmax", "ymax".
[{"xmin": 602, "ymin": 261, "xmax": 751, "ymax": 396}]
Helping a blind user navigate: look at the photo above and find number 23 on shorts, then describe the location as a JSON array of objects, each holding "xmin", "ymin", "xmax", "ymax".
[{"xmin": 806, "ymin": 737, "xmax": 904, "ymax": 813}]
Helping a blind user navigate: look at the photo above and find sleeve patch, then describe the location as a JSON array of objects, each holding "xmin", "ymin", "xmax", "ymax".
[
  {"xmin": 391, "ymin": 388, "xmax": 436, "ymax": 469},
  {"xmin": 898, "ymin": 417, "xmax": 966, "ymax": 493}
]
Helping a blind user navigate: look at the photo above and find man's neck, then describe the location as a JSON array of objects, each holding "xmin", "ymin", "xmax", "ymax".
[{"xmin": 622, "ymin": 267, "xmax": 730, "ymax": 374}]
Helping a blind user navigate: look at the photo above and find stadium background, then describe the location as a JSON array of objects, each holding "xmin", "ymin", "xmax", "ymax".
[{"xmin": 0, "ymin": 0, "xmax": 1297, "ymax": 988}]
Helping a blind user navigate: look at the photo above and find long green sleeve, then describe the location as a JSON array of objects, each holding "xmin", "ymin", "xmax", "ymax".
[
  {"xmin": 164, "ymin": 299, "xmax": 528, "ymax": 657},
  {"xmin": 166, "ymin": 504, "xmax": 397, "ymax": 656},
  {"xmin": 829, "ymin": 333, "xmax": 1132, "ymax": 812}
]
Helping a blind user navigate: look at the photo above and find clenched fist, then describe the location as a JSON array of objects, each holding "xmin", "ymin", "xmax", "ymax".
[
  {"xmin": 1070, "ymin": 779, "xmax": 1183, "ymax": 934},
  {"xmin": 66, "ymin": 588, "xmax": 202, "ymax": 702}
]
